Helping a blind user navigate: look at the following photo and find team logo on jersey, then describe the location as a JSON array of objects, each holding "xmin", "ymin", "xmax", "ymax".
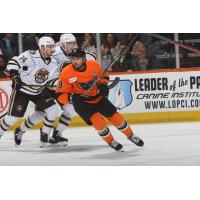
[
  {"xmin": 108, "ymin": 80, "xmax": 133, "ymax": 110},
  {"xmin": 76, "ymin": 71, "xmax": 97, "ymax": 90},
  {"xmin": 77, "ymin": 80, "xmax": 94, "ymax": 91},
  {"xmin": 16, "ymin": 105, "xmax": 23, "ymax": 112},
  {"xmin": 35, "ymin": 68, "xmax": 49, "ymax": 83}
]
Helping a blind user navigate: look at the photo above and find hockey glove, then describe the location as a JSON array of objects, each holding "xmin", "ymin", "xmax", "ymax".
[
  {"xmin": 4, "ymin": 69, "xmax": 18, "ymax": 78},
  {"xmin": 5, "ymin": 69, "xmax": 22, "ymax": 90},
  {"xmin": 98, "ymin": 83, "xmax": 109, "ymax": 97}
]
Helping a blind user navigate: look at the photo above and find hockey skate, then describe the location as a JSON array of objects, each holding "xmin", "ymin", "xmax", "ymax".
[
  {"xmin": 128, "ymin": 135, "xmax": 144, "ymax": 147},
  {"xmin": 40, "ymin": 128, "xmax": 48, "ymax": 143},
  {"xmin": 14, "ymin": 128, "xmax": 24, "ymax": 146},
  {"xmin": 109, "ymin": 141, "xmax": 124, "ymax": 152},
  {"xmin": 52, "ymin": 129, "xmax": 68, "ymax": 146},
  {"xmin": 40, "ymin": 130, "xmax": 59, "ymax": 148}
]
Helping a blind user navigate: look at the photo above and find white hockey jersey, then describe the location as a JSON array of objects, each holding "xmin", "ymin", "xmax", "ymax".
[
  {"xmin": 7, "ymin": 50, "xmax": 60, "ymax": 95},
  {"xmin": 52, "ymin": 46, "xmax": 71, "ymax": 71},
  {"xmin": 53, "ymin": 46, "xmax": 96, "ymax": 71},
  {"xmin": 85, "ymin": 51, "xmax": 96, "ymax": 61}
]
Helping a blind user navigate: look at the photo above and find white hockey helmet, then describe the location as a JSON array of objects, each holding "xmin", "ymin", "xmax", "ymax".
[
  {"xmin": 38, "ymin": 36, "xmax": 55, "ymax": 50},
  {"xmin": 60, "ymin": 33, "xmax": 76, "ymax": 44}
]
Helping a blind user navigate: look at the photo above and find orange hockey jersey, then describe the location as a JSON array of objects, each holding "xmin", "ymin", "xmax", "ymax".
[{"xmin": 56, "ymin": 60, "xmax": 109, "ymax": 105}]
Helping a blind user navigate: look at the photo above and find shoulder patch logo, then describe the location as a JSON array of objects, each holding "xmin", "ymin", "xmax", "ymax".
[
  {"xmin": 69, "ymin": 77, "xmax": 77, "ymax": 83},
  {"xmin": 19, "ymin": 55, "xmax": 27, "ymax": 63}
]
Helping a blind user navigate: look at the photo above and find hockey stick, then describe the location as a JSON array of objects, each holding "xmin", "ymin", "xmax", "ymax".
[
  {"xmin": 82, "ymin": 34, "xmax": 139, "ymax": 97},
  {"xmin": 108, "ymin": 77, "xmax": 120, "ymax": 89},
  {"xmin": 149, "ymin": 33, "xmax": 200, "ymax": 53}
]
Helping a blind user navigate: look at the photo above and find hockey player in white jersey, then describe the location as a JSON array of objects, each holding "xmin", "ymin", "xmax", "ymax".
[
  {"xmin": 16, "ymin": 33, "xmax": 96, "ymax": 146},
  {"xmin": 0, "ymin": 36, "xmax": 60, "ymax": 146},
  {"xmin": 53, "ymin": 33, "xmax": 96, "ymax": 70},
  {"xmin": 51, "ymin": 34, "xmax": 96, "ymax": 144},
  {"xmin": 42, "ymin": 33, "xmax": 77, "ymax": 144},
  {"xmin": 16, "ymin": 34, "xmax": 77, "ymax": 146}
]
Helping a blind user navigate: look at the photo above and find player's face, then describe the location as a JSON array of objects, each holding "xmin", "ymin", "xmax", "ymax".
[
  {"xmin": 42, "ymin": 44, "xmax": 55, "ymax": 57},
  {"xmin": 46, "ymin": 44, "xmax": 55, "ymax": 56},
  {"xmin": 71, "ymin": 57, "xmax": 85, "ymax": 71},
  {"xmin": 63, "ymin": 42, "xmax": 76, "ymax": 54}
]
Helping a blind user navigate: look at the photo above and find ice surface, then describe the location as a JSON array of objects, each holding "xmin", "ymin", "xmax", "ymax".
[{"xmin": 0, "ymin": 122, "xmax": 200, "ymax": 166}]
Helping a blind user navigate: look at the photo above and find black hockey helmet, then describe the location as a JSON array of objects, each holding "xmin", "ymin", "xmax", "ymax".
[{"xmin": 70, "ymin": 48, "xmax": 86, "ymax": 58}]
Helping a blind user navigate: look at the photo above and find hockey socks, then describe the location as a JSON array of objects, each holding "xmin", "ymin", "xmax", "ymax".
[
  {"xmin": 56, "ymin": 113, "xmax": 71, "ymax": 133},
  {"xmin": 20, "ymin": 111, "xmax": 45, "ymax": 132},
  {"xmin": 90, "ymin": 113, "xmax": 124, "ymax": 151},
  {"xmin": 107, "ymin": 112, "xmax": 133, "ymax": 137},
  {"xmin": 107, "ymin": 112, "xmax": 144, "ymax": 146},
  {"xmin": 90, "ymin": 113, "xmax": 114, "ymax": 144}
]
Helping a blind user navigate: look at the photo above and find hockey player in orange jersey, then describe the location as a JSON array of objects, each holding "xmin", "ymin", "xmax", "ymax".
[{"xmin": 56, "ymin": 49, "xmax": 144, "ymax": 151}]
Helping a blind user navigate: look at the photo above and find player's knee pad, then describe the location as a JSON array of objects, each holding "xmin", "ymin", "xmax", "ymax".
[
  {"xmin": 90, "ymin": 113, "xmax": 107, "ymax": 131},
  {"xmin": 44, "ymin": 104, "xmax": 59, "ymax": 120},
  {"xmin": 107, "ymin": 112, "xmax": 125, "ymax": 127},
  {"xmin": 30, "ymin": 111, "xmax": 45, "ymax": 123},
  {"xmin": 61, "ymin": 104, "xmax": 76, "ymax": 119},
  {"xmin": 36, "ymin": 111, "xmax": 45, "ymax": 120}
]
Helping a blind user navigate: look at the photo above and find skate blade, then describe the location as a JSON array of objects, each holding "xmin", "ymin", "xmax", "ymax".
[
  {"xmin": 59, "ymin": 141, "xmax": 68, "ymax": 146},
  {"xmin": 15, "ymin": 143, "xmax": 20, "ymax": 147},
  {"xmin": 117, "ymin": 149, "xmax": 125, "ymax": 152},
  {"xmin": 40, "ymin": 142, "xmax": 59, "ymax": 148}
]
